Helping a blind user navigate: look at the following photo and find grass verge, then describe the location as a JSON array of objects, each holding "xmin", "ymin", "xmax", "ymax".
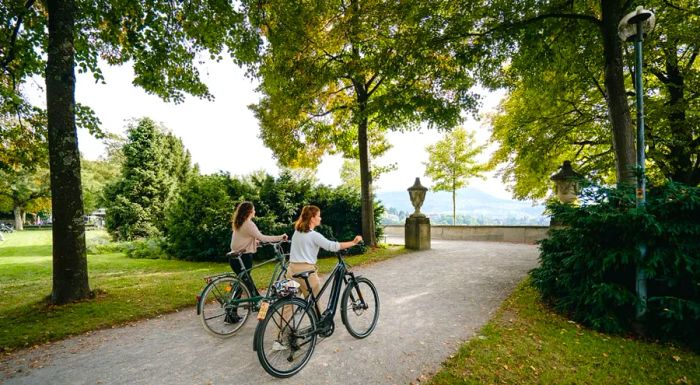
[
  {"xmin": 426, "ymin": 279, "xmax": 700, "ymax": 385},
  {"xmin": 0, "ymin": 230, "xmax": 408, "ymax": 352}
]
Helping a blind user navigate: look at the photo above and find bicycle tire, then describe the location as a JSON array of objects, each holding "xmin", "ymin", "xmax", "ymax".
[
  {"xmin": 341, "ymin": 277, "xmax": 380, "ymax": 338},
  {"xmin": 199, "ymin": 276, "xmax": 251, "ymax": 337},
  {"xmin": 255, "ymin": 297, "xmax": 317, "ymax": 378}
]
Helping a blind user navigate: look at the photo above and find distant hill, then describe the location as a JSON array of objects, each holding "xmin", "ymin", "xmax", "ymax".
[{"xmin": 375, "ymin": 188, "xmax": 548, "ymax": 225}]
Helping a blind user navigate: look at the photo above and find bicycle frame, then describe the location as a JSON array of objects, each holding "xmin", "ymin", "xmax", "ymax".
[
  {"xmin": 196, "ymin": 242, "xmax": 289, "ymax": 315},
  {"xmin": 296, "ymin": 254, "xmax": 361, "ymax": 330}
]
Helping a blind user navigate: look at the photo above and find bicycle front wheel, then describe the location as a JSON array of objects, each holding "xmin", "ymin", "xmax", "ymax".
[
  {"xmin": 255, "ymin": 297, "xmax": 317, "ymax": 378},
  {"xmin": 341, "ymin": 277, "xmax": 380, "ymax": 338},
  {"xmin": 199, "ymin": 276, "xmax": 251, "ymax": 337}
]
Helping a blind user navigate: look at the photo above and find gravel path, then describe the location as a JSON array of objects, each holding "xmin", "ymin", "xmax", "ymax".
[{"xmin": 0, "ymin": 239, "xmax": 539, "ymax": 385}]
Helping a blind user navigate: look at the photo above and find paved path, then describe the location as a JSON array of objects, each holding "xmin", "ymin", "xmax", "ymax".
[{"xmin": 0, "ymin": 240, "xmax": 539, "ymax": 385}]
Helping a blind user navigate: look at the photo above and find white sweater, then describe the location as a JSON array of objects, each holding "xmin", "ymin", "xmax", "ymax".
[{"xmin": 289, "ymin": 230, "xmax": 340, "ymax": 264}]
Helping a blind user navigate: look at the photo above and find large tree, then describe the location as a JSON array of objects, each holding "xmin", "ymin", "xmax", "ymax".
[
  {"xmin": 1, "ymin": 1, "xmax": 253, "ymax": 303},
  {"xmin": 104, "ymin": 118, "xmax": 194, "ymax": 240},
  {"xmin": 451, "ymin": 0, "xmax": 637, "ymax": 188},
  {"xmin": 243, "ymin": 0, "xmax": 479, "ymax": 245},
  {"xmin": 424, "ymin": 128, "xmax": 485, "ymax": 225},
  {"xmin": 462, "ymin": 0, "xmax": 699, "ymax": 198}
]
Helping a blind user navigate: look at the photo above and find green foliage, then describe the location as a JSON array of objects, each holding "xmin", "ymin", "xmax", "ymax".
[
  {"xmin": 124, "ymin": 238, "xmax": 168, "ymax": 259},
  {"xmin": 164, "ymin": 174, "xmax": 236, "ymax": 261},
  {"xmin": 425, "ymin": 128, "xmax": 486, "ymax": 190},
  {"xmin": 104, "ymin": 118, "xmax": 194, "ymax": 241},
  {"xmin": 241, "ymin": 0, "xmax": 479, "ymax": 244},
  {"xmin": 245, "ymin": 0, "xmax": 479, "ymax": 164},
  {"xmin": 531, "ymin": 183, "xmax": 700, "ymax": 347},
  {"xmin": 425, "ymin": 127, "xmax": 486, "ymax": 224},
  {"xmin": 81, "ymin": 153, "xmax": 121, "ymax": 214},
  {"xmin": 0, "ymin": 116, "xmax": 51, "ymax": 228},
  {"xmin": 475, "ymin": 0, "xmax": 700, "ymax": 196},
  {"xmin": 488, "ymin": 83, "xmax": 615, "ymax": 200},
  {"xmin": 340, "ymin": 159, "xmax": 362, "ymax": 191},
  {"xmin": 162, "ymin": 170, "xmax": 382, "ymax": 261}
]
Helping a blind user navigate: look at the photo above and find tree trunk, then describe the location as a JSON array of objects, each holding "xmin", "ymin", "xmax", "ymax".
[
  {"xmin": 452, "ymin": 189, "xmax": 456, "ymax": 226},
  {"xmin": 600, "ymin": 0, "xmax": 637, "ymax": 186},
  {"xmin": 13, "ymin": 206, "xmax": 24, "ymax": 231},
  {"xmin": 46, "ymin": 0, "xmax": 91, "ymax": 304},
  {"xmin": 357, "ymin": 114, "xmax": 376, "ymax": 246}
]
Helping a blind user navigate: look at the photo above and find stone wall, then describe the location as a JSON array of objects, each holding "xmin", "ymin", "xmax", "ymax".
[{"xmin": 383, "ymin": 224, "xmax": 549, "ymax": 244}]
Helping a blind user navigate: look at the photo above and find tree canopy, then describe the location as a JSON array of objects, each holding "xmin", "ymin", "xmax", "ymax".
[
  {"xmin": 464, "ymin": 0, "xmax": 699, "ymax": 199},
  {"xmin": 104, "ymin": 118, "xmax": 194, "ymax": 240},
  {"xmin": 241, "ymin": 0, "xmax": 480, "ymax": 244}
]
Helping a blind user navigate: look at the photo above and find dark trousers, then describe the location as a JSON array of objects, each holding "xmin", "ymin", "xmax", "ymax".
[{"xmin": 229, "ymin": 253, "xmax": 259, "ymax": 296}]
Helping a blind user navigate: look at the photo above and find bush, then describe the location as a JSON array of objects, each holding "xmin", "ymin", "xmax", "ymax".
[
  {"xmin": 125, "ymin": 238, "xmax": 168, "ymax": 259},
  {"xmin": 531, "ymin": 182, "xmax": 700, "ymax": 348},
  {"xmin": 162, "ymin": 171, "xmax": 384, "ymax": 261},
  {"xmin": 164, "ymin": 174, "xmax": 238, "ymax": 261}
]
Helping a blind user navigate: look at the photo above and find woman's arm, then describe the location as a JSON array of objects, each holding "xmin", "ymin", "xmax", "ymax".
[
  {"xmin": 244, "ymin": 220, "xmax": 286, "ymax": 242},
  {"xmin": 312, "ymin": 232, "xmax": 362, "ymax": 251},
  {"xmin": 339, "ymin": 235, "xmax": 363, "ymax": 250}
]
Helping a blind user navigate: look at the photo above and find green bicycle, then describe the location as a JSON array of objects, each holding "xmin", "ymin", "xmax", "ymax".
[{"xmin": 196, "ymin": 241, "xmax": 289, "ymax": 338}]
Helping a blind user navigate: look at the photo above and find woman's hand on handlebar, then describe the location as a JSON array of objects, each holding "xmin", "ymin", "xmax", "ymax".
[
  {"xmin": 281, "ymin": 233, "xmax": 289, "ymax": 241},
  {"xmin": 352, "ymin": 235, "xmax": 363, "ymax": 245}
]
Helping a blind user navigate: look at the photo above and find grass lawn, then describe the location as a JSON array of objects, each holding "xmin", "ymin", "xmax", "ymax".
[
  {"xmin": 426, "ymin": 280, "xmax": 700, "ymax": 385},
  {"xmin": 0, "ymin": 229, "xmax": 407, "ymax": 352}
]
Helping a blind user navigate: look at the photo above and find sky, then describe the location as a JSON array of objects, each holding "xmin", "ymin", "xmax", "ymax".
[{"xmin": 28, "ymin": 57, "xmax": 513, "ymax": 199}]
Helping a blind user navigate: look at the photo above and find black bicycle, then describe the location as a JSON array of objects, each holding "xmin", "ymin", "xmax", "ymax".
[
  {"xmin": 196, "ymin": 241, "xmax": 289, "ymax": 337},
  {"xmin": 253, "ymin": 246, "xmax": 380, "ymax": 378}
]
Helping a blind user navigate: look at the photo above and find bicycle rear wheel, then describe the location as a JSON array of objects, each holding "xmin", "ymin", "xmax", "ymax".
[
  {"xmin": 341, "ymin": 277, "xmax": 380, "ymax": 338},
  {"xmin": 255, "ymin": 297, "xmax": 317, "ymax": 378},
  {"xmin": 199, "ymin": 276, "xmax": 251, "ymax": 337}
]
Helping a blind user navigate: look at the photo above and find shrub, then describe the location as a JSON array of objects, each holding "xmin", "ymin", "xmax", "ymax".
[
  {"xmin": 125, "ymin": 238, "xmax": 168, "ymax": 259},
  {"xmin": 531, "ymin": 182, "xmax": 700, "ymax": 347},
  {"xmin": 164, "ymin": 174, "xmax": 237, "ymax": 261},
  {"xmin": 162, "ymin": 171, "xmax": 384, "ymax": 261}
]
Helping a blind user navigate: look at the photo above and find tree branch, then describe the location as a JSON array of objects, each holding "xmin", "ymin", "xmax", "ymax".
[
  {"xmin": 0, "ymin": 0, "xmax": 36, "ymax": 69},
  {"xmin": 663, "ymin": 0, "xmax": 700, "ymax": 14},
  {"xmin": 309, "ymin": 104, "xmax": 349, "ymax": 118},
  {"xmin": 649, "ymin": 68, "xmax": 670, "ymax": 84},
  {"xmin": 684, "ymin": 46, "xmax": 698, "ymax": 72},
  {"xmin": 485, "ymin": 12, "xmax": 602, "ymax": 36},
  {"xmin": 366, "ymin": 75, "xmax": 384, "ymax": 97}
]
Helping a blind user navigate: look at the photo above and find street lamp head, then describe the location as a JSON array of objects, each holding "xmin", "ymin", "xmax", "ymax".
[
  {"xmin": 550, "ymin": 161, "xmax": 583, "ymax": 204},
  {"xmin": 618, "ymin": 6, "xmax": 656, "ymax": 42}
]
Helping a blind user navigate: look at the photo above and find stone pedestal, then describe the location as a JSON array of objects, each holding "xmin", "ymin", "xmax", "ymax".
[{"xmin": 405, "ymin": 216, "xmax": 431, "ymax": 250}]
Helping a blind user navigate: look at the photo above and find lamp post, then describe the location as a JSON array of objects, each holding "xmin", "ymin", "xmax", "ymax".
[{"xmin": 618, "ymin": 5, "xmax": 655, "ymax": 318}]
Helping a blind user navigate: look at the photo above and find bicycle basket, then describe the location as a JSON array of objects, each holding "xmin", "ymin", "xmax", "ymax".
[{"xmin": 272, "ymin": 279, "xmax": 300, "ymax": 298}]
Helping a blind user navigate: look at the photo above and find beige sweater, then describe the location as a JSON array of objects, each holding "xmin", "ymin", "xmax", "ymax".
[{"xmin": 230, "ymin": 219, "xmax": 284, "ymax": 253}]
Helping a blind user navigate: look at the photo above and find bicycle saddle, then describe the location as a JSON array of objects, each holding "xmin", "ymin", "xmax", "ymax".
[{"xmin": 292, "ymin": 270, "xmax": 315, "ymax": 279}]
